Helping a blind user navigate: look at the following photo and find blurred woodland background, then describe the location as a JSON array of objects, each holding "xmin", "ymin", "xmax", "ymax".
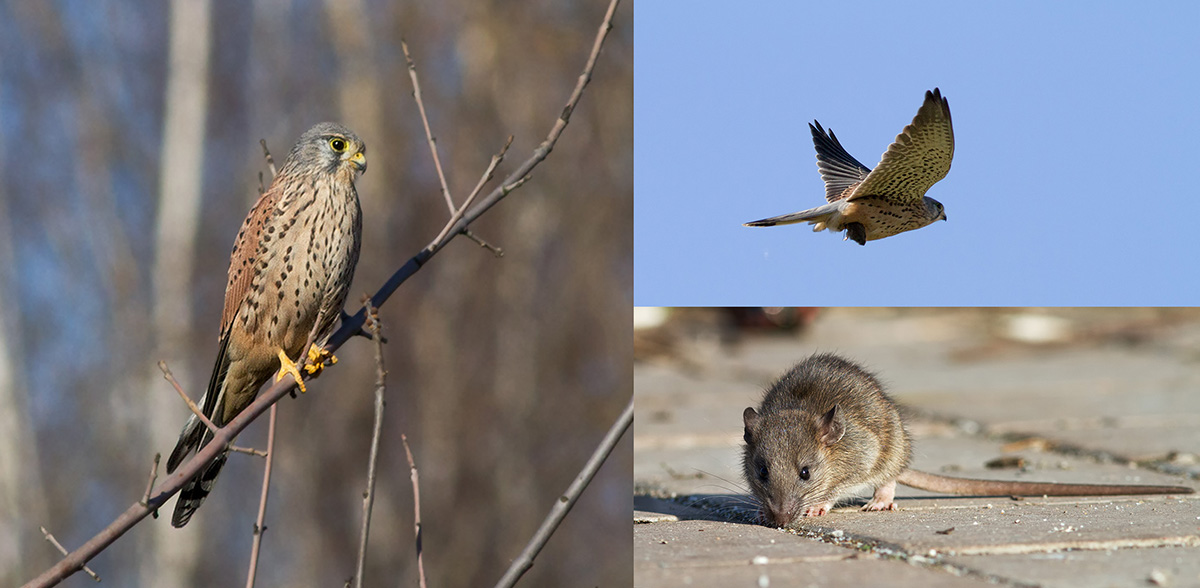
[{"xmin": 0, "ymin": 1, "xmax": 631, "ymax": 586}]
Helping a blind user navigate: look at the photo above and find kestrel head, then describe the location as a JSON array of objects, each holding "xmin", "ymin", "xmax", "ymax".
[
  {"xmin": 285, "ymin": 122, "xmax": 368, "ymax": 179},
  {"xmin": 926, "ymin": 197, "xmax": 946, "ymax": 222}
]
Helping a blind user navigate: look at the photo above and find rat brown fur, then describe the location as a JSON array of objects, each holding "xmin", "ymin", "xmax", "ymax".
[{"xmin": 742, "ymin": 353, "xmax": 1195, "ymax": 528}]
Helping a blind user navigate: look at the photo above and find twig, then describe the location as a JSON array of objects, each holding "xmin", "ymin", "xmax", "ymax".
[
  {"xmin": 401, "ymin": 39, "xmax": 454, "ymax": 213},
  {"xmin": 503, "ymin": 175, "xmax": 531, "ymax": 194},
  {"xmin": 22, "ymin": 1, "xmax": 621, "ymax": 584},
  {"xmin": 353, "ymin": 299, "xmax": 386, "ymax": 588},
  {"xmin": 429, "ymin": 137, "xmax": 514, "ymax": 249},
  {"xmin": 139, "ymin": 454, "xmax": 161, "ymax": 508},
  {"xmin": 330, "ymin": 0, "xmax": 621, "ymax": 334},
  {"xmin": 39, "ymin": 528, "xmax": 99, "ymax": 582},
  {"xmin": 455, "ymin": 137, "xmax": 514, "ymax": 256},
  {"xmin": 462, "ymin": 230, "xmax": 504, "ymax": 256},
  {"xmin": 402, "ymin": 434, "xmax": 427, "ymax": 588},
  {"xmin": 158, "ymin": 360, "xmax": 218, "ymax": 435},
  {"xmin": 493, "ymin": 395, "xmax": 632, "ymax": 588},
  {"xmin": 244, "ymin": 403, "xmax": 278, "ymax": 588},
  {"xmin": 259, "ymin": 139, "xmax": 277, "ymax": 178},
  {"xmin": 467, "ymin": 136, "xmax": 513, "ymax": 203},
  {"xmin": 228, "ymin": 445, "xmax": 269, "ymax": 458},
  {"xmin": 402, "ymin": 40, "xmax": 502, "ymax": 254}
]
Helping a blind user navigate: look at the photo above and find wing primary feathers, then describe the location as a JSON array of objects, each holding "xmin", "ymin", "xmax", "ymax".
[
  {"xmin": 847, "ymin": 87, "xmax": 955, "ymax": 203},
  {"xmin": 809, "ymin": 121, "xmax": 872, "ymax": 202}
]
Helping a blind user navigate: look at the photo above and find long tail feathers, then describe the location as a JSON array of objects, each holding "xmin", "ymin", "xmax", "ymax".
[
  {"xmin": 743, "ymin": 210, "xmax": 830, "ymax": 227},
  {"xmin": 744, "ymin": 203, "xmax": 838, "ymax": 228},
  {"xmin": 172, "ymin": 454, "xmax": 228, "ymax": 527},
  {"xmin": 166, "ymin": 413, "xmax": 203, "ymax": 474},
  {"xmin": 166, "ymin": 336, "xmax": 232, "ymax": 527}
]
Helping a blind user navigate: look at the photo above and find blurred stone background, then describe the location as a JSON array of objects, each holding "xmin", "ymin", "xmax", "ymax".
[{"xmin": 0, "ymin": 2, "xmax": 631, "ymax": 586}]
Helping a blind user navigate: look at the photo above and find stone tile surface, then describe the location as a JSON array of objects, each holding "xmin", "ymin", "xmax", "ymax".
[
  {"xmin": 945, "ymin": 546, "xmax": 1200, "ymax": 588},
  {"xmin": 634, "ymin": 309, "xmax": 1200, "ymax": 588}
]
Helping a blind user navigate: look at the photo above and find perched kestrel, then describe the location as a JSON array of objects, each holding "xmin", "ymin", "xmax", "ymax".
[
  {"xmin": 166, "ymin": 122, "xmax": 366, "ymax": 527},
  {"xmin": 744, "ymin": 88, "xmax": 953, "ymax": 245}
]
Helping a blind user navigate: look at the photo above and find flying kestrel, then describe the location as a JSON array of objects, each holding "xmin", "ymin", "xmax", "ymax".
[
  {"xmin": 744, "ymin": 88, "xmax": 953, "ymax": 245},
  {"xmin": 166, "ymin": 122, "xmax": 366, "ymax": 527}
]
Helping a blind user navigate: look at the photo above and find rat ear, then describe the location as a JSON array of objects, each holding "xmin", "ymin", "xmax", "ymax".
[
  {"xmin": 817, "ymin": 405, "xmax": 844, "ymax": 447},
  {"xmin": 743, "ymin": 408, "xmax": 759, "ymax": 443}
]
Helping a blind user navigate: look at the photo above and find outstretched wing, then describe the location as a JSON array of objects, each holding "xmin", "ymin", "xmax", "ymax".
[
  {"xmin": 850, "ymin": 88, "xmax": 954, "ymax": 203},
  {"xmin": 810, "ymin": 121, "xmax": 872, "ymax": 202}
]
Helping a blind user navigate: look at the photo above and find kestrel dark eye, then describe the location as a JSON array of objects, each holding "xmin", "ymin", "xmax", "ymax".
[
  {"xmin": 799, "ymin": 466, "xmax": 810, "ymax": 481},
  {"xmin": 329, "ymin": 138, "xmax": 347, "ymax": 152}
]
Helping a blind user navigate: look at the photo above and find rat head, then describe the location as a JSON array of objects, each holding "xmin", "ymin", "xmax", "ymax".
[{"xmin": 742, "ymin": 404, "xmax": 845, "ymax": 527}]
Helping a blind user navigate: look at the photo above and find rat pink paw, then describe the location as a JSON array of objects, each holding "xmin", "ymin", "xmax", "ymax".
[
  {"xmin": 863, "ymin": 480, "xmax": 898, "ymax": 511},
  {"xmin": 802, "ymin": 503, "xmax": 832, "ymax": 517}
]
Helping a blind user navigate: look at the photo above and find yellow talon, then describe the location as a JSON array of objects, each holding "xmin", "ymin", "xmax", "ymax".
[
  {"xmin": 304, "ymin": 344, "xmax": 337, "ymax": 376},
  {"xmin": 275, "ymin": 349, "xmax": 307, "ymax": 393}
]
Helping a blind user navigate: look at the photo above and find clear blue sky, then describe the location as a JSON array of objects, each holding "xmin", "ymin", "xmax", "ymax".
[{"xmin": 635, "ymin": 2, "xmax": 1200, "ymax": 306}]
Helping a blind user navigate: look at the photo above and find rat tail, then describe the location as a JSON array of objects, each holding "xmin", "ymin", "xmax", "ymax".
[{"xmin": 897, "ymin": 469, "xmax": 1193, "ymax": 497}]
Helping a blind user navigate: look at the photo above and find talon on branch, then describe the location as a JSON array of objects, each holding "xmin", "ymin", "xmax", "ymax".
[
  {"xmin": 304, "ymin": 343, "xmax": 337, "ymax": 376},
  {"xmin": 275, "ymin": 348, "xmax": 307, "ymax": 393}
]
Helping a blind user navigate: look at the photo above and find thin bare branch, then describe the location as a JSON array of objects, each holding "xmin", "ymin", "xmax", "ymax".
[
  {"xmin": 258, "ymin": 139, "xmax": 277, "ymax": 195},
  {"xmin": 39, "ymin": 528, "xmax": 99, "ymax": 582},
  {"xmin": 453, "ymin": 136, "xmax": 515, "ymax": 255},
  {"xmin": 22, "ymin": 2, "xmax": 621, "ymax": 583},
  {"xmin": 158, "ymin": 360, "xmax": 218, "ymax": 435},
  {"xmin": 139, "ymin": 454, "xmax": 161, "ymax": 508},
  {"xmin": 353, "ymin": 298, "xmax": 386, "ymax": 588},
  {"xmin": 329, "ymin": 0, "xmax": 620, "ymax": 354},
  {"xmin": 429, "ymin": 136, "xmax": 515, "ymax": 248},
  {"xmin": 401, "ymin": 39, "xmax": 454, "ymax": 213},
  {"xmin": 401, "ymin": 40, "xmax": 503, "ymax": 255},
  {"xmin": 466, "ymin": 136, "xmax": 514, "ymax": 205},
  {"xmin": 402, "ymin": 434, "xmax": 427, "ymax": 588},
  {"xmin": 461, "ymin": 230, "xmax": 505, "ymax": 256},
  {"xmin": 228, "ymin": 445, "xmax": 269, "ymax": 458},
  {"xmin": 493, "ymin": 395, "xmax": 632, "ymax": 588},
  {"xmin": 259, "ymin": 139, "xmax": 277, "ymax": 178},
  {"xmin": 244, "ymin": 404, "xmax": 278, "ymax": 588},
  {"xmin": 503, "ymin": 175, "xmax": 531, "ymax": 193}
]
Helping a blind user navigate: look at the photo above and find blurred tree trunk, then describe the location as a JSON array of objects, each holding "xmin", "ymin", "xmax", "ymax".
[
  {"xmin": 323, "ymin": 0, "xmax": 391, "ymax": 286},
  {"xmin": 141, "ymin": 0, "xmax": 212, "ymax": 585},
  {"xmin": 0, "ymin": 140, "xmax": 50, "ymax": 587}
]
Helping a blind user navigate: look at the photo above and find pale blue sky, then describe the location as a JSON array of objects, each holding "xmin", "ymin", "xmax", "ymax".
[{"xmin": 635, "ymin": 1, "xmax": 1200, "ymax": 306}]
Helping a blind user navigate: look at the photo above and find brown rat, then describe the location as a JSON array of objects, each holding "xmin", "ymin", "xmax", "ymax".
[{"xmin": 742, "ymin": 353, "xmax": 1195, "ymax": 527}]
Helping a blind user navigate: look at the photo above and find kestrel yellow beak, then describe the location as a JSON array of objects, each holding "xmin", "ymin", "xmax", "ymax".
[{"xmin": 350, "ymin": 151, "xmax": 367, "ymax": 173}]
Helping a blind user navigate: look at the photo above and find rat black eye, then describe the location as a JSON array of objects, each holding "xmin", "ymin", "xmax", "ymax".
[
  {"xmin": 799, "ymin": 466, "xmax": 810, "ymax": 481},
  {"xmin": 755, "ymin": 459, "xmax": 769, "ymax": 482}
]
